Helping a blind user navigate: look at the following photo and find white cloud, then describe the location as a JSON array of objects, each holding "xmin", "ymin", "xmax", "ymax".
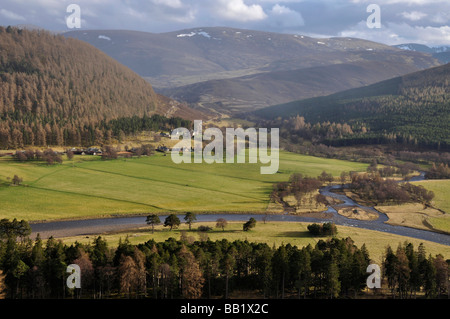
[
  {"xmin": 271, "ymin": 4, "xmax": 294, "ymax": 15},
  {"xmin": 256, "ymin": 0, "xmax": 305, "ymax": 2},
  {"xmin": 430, "ymin": 12, "xmax": 449, "ymax": 24},
  {"xmin": 339, "ymin": 20, "xmax": 450, "ymax": 46},
  {"xmin": 267, "ymin": 4, "xmax": 304, "ymax": 28},
  {"xmin": 0, "ymin": 0, "xmax": 447, "ymax": 46},
  {"xmin": 152, "ymin": 0, "xmax": 184, "ymax": 9},
  {"xmin": 0, "ymin": 9, "xmax": 26, "ymax": 21},
  {"xmin": 400, "ymin": 11, "xmax": 427, "ymax": 21},
  {"xmin": 350, "ymin": 0, "xmax": 446, "ymax": 4},
  {"xmin": 216, "ymin": 0, "xmax": 267, "ymax": 22}
]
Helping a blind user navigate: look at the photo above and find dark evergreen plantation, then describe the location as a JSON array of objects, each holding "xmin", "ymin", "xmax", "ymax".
[{"xmin": 0, "ymin": 219, "xmax": 448, "ymax": 299}]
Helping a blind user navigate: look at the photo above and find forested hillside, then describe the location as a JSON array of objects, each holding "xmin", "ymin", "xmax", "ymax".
[
  {"xmin": 253, "ymin": 63, "xmax": 450, "ymax": 150},
  {"xmin": 0, "ymin": 27, "xmax": 197, "ymax": 148}
]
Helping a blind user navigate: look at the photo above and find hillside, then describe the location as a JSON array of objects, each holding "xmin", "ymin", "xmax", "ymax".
[
  {"xmin": 64, "ymin": 27, "xmax": 440, "ymax": 87},
  {"xmin": 64, "ymin": 28, "xmax": 441, "ymax": 114},
  {"xmin": 252, "ymin": 63, "xmax": 450, "ymax": 149},
  {"xmin": 159, "ymin": 60, "xmax": 422, "ymax": 114},
  {"xmin": 0, "ymin": 27, "xmax": 203, "ymax": 148},
  {"xmin": 394, "ymin": 43, "xmax": 450, "ymax": 64}
]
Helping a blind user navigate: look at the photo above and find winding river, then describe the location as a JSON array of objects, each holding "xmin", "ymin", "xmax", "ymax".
[{"xmin": 30, "ymin": 172, "xmax": 449, "ymax": 246}]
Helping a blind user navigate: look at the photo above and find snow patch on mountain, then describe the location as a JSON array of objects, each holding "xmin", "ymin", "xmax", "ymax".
[
  {"xmin": 98, "ymin": 35, "xmax": 111, "ymax": 41},
  {"xmin": 177, "ymin": 31, "xmax": 211, "ymax": 39}
]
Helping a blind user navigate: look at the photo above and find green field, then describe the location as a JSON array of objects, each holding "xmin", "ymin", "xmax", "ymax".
[
  {"xmin": 0, "ymin": 151, "xmax": 368, "ymax": 222},
  {"xmin": 414, "ymin": 180, "xmax": 450, "ymax": 214},
  {"xmin": 414, "ymin": 179, "xmax": 450, "ymax": 231}
]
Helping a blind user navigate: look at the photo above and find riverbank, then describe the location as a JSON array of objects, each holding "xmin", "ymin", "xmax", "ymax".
[
  {"xmin": 330, "ymin": 187, "xmax": 450, "ymax": 235},
  {"xmin": 336, "ymin": 206, "xmax": 379, "ymax": 221},
  {"xmin": 377, "ymin": 203, "xmax": 450, "ymax": 235}
]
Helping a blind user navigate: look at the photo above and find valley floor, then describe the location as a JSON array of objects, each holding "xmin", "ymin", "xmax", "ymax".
[
  {"xmin": 0, "ymin": 150, "xmax": 367, "ymax": 221},
  {"xmin": 1, "ymin": 149, "xmax": 448, "ymax": 259}
]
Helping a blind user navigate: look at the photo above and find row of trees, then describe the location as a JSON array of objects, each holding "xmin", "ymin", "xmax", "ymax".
[
  {"xmin": 395, "ymin": 150, "xmax": 450, "ymax": 167},
  {"xmin": 0, "ymin": 114, "xmax": 191, "ymax": 149},
  {"xmin": 426, "ymin": 163, "xmax": 450, "ymax": 179},
  {"xmin": 146, "ymin": 213, "xmax": 255, "ymax": 233},
  {"xmin": 12, "ymin": 144, "xmax": 156, "ymax": 165},
  {"xmin": 15, "ymin": 149, "xmax": 62, "ymax": 165},
  {"xmin": 366, "ymin": 160, "xmax": 418, "ymax": 178},
  {"xmin": 383, "ymin": 242, "xmax": 448, "ymax": 298},
  {"xmin": 0, "ymin": 219, "xmax": 448, "ymax": 299},
  {"xmin": 282, "ymin": 139, "xmax": 450, "ymax": 172},
  {"xmin": 0, "ymin": 229, "xmax": 368, "ymax": 299},
  {"xmin": 261, "ymin": 115, "xmax": 360, "ymax": 150}
]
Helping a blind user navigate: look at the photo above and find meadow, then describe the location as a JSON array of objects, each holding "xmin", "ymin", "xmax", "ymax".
[
  {"xmin": 2, "ymin": 150, "xmax": 449, "ymax": 266},
  {"xmin": 0, "ymin": 151, "xmax": 368, "ymax": 222},
  {"xmin": 414, "ymin": 179, "xmax": 450, "ymax": 231}
]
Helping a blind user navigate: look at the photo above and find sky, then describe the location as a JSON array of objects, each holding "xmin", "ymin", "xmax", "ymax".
[{"xmin": 0, "ymin": 0, "xmax": 449, "ymax": 46}]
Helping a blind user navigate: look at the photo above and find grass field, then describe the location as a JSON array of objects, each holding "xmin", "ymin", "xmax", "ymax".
[
  {"xmin": 413, "ymin": 179, "xmax": 450, "ymax": 232},
  {"xmin": 377, "ymin": 203, "xmax": 449, "ymax": 233},
  {"xmin": 60, "ymin": 221, "xmax": 450, "ymax": 265},
  {"xmin": 414, "ymin": 180, "xmax": 450, "ymax": 214},
  {"xmin": 0, "ymin": 151, "xmax": 368, "ymax": 222}
]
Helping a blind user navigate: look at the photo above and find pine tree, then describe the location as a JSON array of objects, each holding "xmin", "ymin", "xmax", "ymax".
[{"xmin": 178, "ymin": 245, "xmax": 204, "ymax": 299}]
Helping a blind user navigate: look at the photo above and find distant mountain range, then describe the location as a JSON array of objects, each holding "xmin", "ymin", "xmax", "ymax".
[
  {"xmin": 393, "ymin": 43, "xmax": 450, "ymax": 64},
  {"xmin": 3, "ymin": 25, "xmax": 447, "ymax": 150},
  {"xmin": 64, "ymin": 27, "xmax": 441, "ymax": 115},
  {"xmin": 253, "ymin": 63, "xmax": 450, "ymax": 149}
]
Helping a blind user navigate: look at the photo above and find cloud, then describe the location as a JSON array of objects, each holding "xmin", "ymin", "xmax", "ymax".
[
  {"xmin": 339, "ymin": 20, "xmax": 450, "ymax": 46},
  {"xmin": 0, "ymin": 9, "xmax": 26, "ymax": 21},
  {"xmin": 400, "ymin": 11, "xmax": 427, "ymax": 21},
  {"xmin": 267, "ymin": 4, "xmax": 304, "ymax": 29},
  {"xmin": 216, "ymin": 0, "xmax": 267, "ymax": 22},
  {"xmin": 152, "ymin": 0, "xmax": 184, "ymax": 9},
  {"xmin": 431, "ymin": 12, "xmax": 449, "ymax": 24},
  {"xmin": 349, "ymin": 0, "xmax": 446, "ymax": 4},
  {"xmin": 0, "ymin": 0, "xmax": 447, "ymax": 46}
]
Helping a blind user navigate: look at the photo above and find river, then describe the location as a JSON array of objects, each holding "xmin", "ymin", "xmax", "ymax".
[{"xmin": 30, "ymin": 172, "xmax": 449, "ymax": 245}]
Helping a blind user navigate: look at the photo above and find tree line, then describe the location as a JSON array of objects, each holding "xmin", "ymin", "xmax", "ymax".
[
  {"xmin": 0, "ymin": 219, "xmax": 448, "ymax": 299},
  {"xmin": 383, "ymin": 242, "xmax": 448, "ymax": 299},
  {"xmin": 425, "ymin": 163, "xmax": 450, "ymax": 179},
  {"xmin": 259, "ymin": 116, "xmax": 450, "ymax": 177},
  {"xmin": 0, "ymin": 113, "xmax": 191, "ymax": 149}
]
